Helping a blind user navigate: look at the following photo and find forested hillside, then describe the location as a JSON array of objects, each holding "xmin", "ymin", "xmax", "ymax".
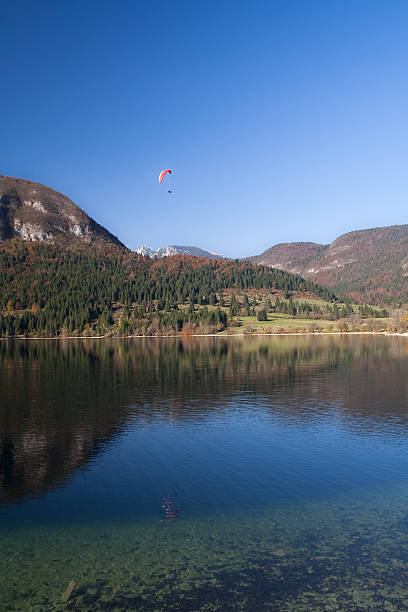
[
  {"xmin": 248, "ymin": 225, "xmax": 408, "ymax": 304},
  {"xmin": 0, "ymin": 241, "xmax": 337, "ymax": 337}
]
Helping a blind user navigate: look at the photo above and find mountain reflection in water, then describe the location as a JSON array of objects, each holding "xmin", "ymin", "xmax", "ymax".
[{"xmin": 1, "ymin": 335, "xmax": 408, "ymax": 506}]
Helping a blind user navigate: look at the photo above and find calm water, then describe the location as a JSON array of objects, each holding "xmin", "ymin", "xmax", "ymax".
[{"xmin": 1, "ymin": 336, "xmax": 408, "ymax": 610}]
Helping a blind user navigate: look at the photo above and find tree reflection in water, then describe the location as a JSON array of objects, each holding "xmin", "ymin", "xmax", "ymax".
[{"xmin": 1, "ymin": 335, "xmax": 408, "ymax": 506}]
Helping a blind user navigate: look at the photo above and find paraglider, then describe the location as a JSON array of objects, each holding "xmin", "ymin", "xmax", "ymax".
[
  {"xmin": 159, "ymin": 169, "xmax": 171, "ymax": 184},
  {"xmin": 159, "ymin": 169, "xmax": 173, "ymax": 193}
]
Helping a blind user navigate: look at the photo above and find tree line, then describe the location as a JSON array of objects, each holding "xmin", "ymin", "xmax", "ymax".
[
  {"xmin": 0, "ymin": 242, "xmax": 339, "ymax": 337},
  {"xmin": 273, "ymin": 298, "xmax": 388, "ymax": 320}
]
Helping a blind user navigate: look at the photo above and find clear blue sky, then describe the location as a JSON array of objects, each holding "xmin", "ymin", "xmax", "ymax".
[{"xmin": 2, "ymin": 1, "xmax": 408, "ymax": 257}]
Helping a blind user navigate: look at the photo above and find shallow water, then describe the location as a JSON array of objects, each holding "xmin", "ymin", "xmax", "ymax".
[{"xmin": 1, "ymin": 336, "xmax": 408, "ymax": 610}]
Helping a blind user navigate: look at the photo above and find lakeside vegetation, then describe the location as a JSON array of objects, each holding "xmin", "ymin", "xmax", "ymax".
[
  {"xmin": 0, "ymin": 241, "xmax": 337, "ymax": 338},
  {"xmin": 0, "ymin": 241, "xmax": 405, "ymax": 338}
]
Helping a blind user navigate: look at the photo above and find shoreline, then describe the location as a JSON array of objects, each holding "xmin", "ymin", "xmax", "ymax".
[{"xmin": 1, "ymin": 331, "xmax": 408, "ymax": 341}]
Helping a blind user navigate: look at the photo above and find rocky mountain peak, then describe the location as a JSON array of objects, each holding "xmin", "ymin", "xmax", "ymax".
[
  {"xmin": 135, "ymin": 244, "xmax": 224, "ymax": 259},
  {"xmin": 0, "ymin": 175, "xmax": 124, "ymax": 247}
]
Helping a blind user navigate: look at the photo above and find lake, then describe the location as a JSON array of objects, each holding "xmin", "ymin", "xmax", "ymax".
[{"xmin": 1, "ymin": 336, "xmax": 408, "ymax": 610}]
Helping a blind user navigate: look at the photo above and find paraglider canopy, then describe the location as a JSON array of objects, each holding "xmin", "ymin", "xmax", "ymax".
[{"xmin": 159, "ymin": 169, "xmax": 172, "ymax": 184}]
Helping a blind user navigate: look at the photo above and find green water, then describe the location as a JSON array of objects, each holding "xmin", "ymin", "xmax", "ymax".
[{"xmin": 1, "ymin": 336, "xmax": 408, "ymax": 610}]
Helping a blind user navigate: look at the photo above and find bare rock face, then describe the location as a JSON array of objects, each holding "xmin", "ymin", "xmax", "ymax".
[{"xmin": 0, "ymin": 175, "xmax": 124, "ymax": 247}]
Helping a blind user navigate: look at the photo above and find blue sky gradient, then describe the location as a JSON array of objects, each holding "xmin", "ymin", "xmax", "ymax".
[{"xmin": 2, "ymin": 1, "xmax": 408, "ymax": 256}]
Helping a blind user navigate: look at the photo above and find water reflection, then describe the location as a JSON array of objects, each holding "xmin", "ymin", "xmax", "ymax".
[
  {"xmin": 2, "ymin": 337, "xmax": 408, "ymax": 610},
  {"xmin": 1, "ymin": 336, "xmax": 408, "ymax": 506},
  {"xmin": 161, "ymin": 493, "xmax": 180, "ymax": 522}
]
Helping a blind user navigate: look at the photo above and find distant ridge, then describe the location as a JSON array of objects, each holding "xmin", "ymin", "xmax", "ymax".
[
  {"xmin": 247, "ymin": 225, "xmax": 408, "ymax": 303},
  {"xmin": 0, "ymin": 175, "xmax": 125, "ymax": 248},
  {"xmin": 135, "ymin": 244, "xmax": 224, "ymax": 259}
]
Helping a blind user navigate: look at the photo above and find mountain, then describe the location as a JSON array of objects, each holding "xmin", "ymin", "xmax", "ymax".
[
  {"xmin": 248, "ymin": 225, "xmax": 408, "ymax": 303},
  {"xmin": 0, "ymin": 175, "xmax": 124, "ymax": 248},
  {"xmin": 249, "ymin": 242, "xmax": 326, "ymax": 273},
  {"xmin": 135, "ymin": 244, "xmax": 224, "ymax": 259}
]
